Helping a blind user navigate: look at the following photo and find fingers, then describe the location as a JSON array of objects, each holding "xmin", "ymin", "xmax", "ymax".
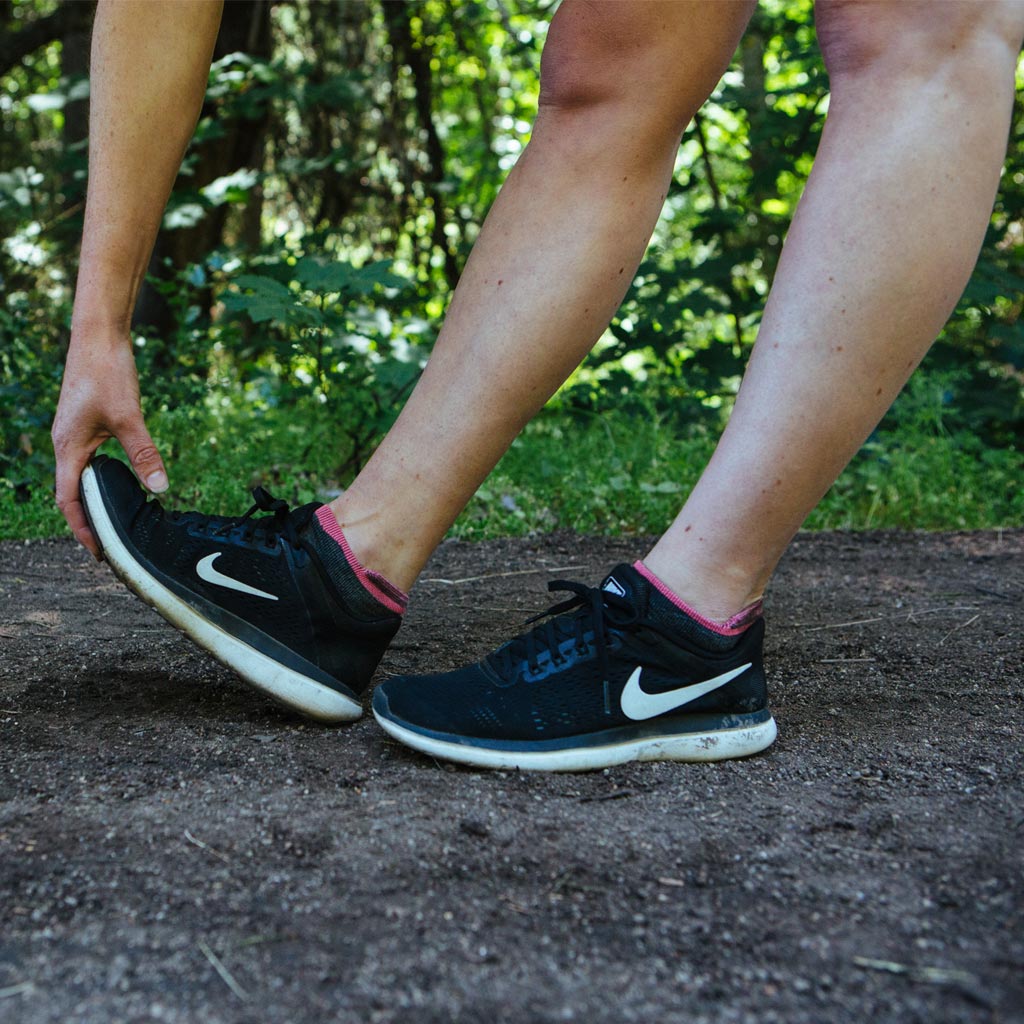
[
  {"xmin": 51, "ymin": 332, "xmax": 164, "ymax": 557},
  {"xmin": 66, "ymin": 498, "xmax": 101, "ymax": 561},
  {"xmin": 118, "ymin": 420, "xmax": 168, "ymax": 494},
  {"xmin": 52, "ymin": 401, "xmax": 165, "ymax": 561},
  {"xmin": 54, "ymin": 446, "xmax": 101, "ymax": 560}
]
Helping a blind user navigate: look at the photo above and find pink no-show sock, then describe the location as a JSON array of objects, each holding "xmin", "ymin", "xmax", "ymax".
[
  {"xmin": 634, "ymin": 560, "xmax": 762, "ymax": 637},
  {"xmin": 314, "ymin": 506, "xmax": 408, "ymax": 615}
]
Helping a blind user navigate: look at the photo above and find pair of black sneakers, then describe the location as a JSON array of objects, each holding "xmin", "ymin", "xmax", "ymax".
[{"xmin": 81, "ymin": 456, "xmax": 776, "ymax": 771}]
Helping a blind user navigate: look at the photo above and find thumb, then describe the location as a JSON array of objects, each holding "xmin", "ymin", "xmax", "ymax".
[{"xmin": 118, "ymin": 418, "xmax": 169, "ymax": 494}]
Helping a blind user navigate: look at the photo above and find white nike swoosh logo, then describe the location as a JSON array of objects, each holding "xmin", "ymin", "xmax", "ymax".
[
  {"xmin": 195, "ymin": 552, "xmax": 278, "ymax": 602},
  {"xmin": 619, "ymin": 664, "xmax": 751, "ymax": 721}
]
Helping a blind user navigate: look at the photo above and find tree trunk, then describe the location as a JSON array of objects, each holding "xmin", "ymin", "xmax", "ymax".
[{"xmin": 382, "ymin": 2, "xmax": 461, "ymax": 291}]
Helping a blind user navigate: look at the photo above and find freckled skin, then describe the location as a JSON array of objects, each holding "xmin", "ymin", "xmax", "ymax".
[{"xmin": 645, "ymin": 1, "xmax": 1022, "ymax": 618}]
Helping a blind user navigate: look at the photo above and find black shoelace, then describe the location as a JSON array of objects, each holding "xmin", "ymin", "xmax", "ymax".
[
  {"xmin": 168, "ymin": 487, "xmax": 318, "ymax": 550},
  {"xmin": 492, "ymin": 580, "xmax": 641, "ymax": 684}
]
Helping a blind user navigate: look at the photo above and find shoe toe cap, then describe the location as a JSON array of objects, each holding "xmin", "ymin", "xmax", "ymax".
[{"xmin": 90, "ymin": 455, "xmax": 148, "ymax": 521}]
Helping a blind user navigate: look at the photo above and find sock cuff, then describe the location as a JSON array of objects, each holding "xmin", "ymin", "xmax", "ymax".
[
  {"xmin": 315, "ymin": 506, "xmax": 408, "ymax": 615},
  {"xmin": 633, "ymin": 560, "xmax": 761, "ymax": 637}
]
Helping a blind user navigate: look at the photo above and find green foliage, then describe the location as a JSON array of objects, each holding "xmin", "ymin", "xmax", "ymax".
[
  {"xmin": 813, "ymin": 371, "xmax": 1024, "ymax": 530},
  {"xmin": 1, "ymin": 0, "xmax": 1022, "ymax": 544},
  {"xmin": 217, "ymin": 250, "xmax": 425, "ymax": 475},
  {"xmin": 455, "ymin": 373, "xmax": 1024, "ymax": 540},
  {"xmin": 0, "ymin": 291, "xmax": 67, "ymax": 501},
  {"xmin": 3, "ymin": 369, "xmax": 1018, "ymax": 544}
]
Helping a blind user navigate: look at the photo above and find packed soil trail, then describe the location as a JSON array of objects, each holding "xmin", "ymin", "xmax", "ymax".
[{"xmin": 1, "ymin": 531, "xmax": 1022, "ymax": 1024}]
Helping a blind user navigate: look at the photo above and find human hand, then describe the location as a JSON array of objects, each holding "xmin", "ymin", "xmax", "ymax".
[{"xmin": 52, "ymin": 326, "xmax": 168, "ymax": 558}]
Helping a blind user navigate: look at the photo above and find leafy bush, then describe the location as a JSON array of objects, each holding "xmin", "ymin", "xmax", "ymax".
[{"xmin": 1, "ymin": 0, "xmax": 1021, "ymax": 542}]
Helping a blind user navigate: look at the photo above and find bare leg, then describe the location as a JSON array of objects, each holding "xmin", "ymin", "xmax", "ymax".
[
  {"xmin": 332, "ymin": 0, "xmax": 755, "ymax": 591},
  {"xmin": 645, "ymin": 0, "xmax": 1024, "ymax": 619}
]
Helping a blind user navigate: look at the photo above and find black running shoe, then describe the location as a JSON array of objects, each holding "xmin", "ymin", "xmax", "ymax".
[
  {"xmin": 81, "ymin": 455, "xmax": 403, "ymax": 721},
  {"xmin": 373, "ymin": 563, "xmax": 776, "ymax": 771}
]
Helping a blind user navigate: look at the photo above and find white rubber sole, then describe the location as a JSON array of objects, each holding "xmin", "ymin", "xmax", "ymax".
[
  {"xmin": 81, "ymin": 464, "xmax": 362, "ymax": 723},
  {"xmin": 373, "ymin": 708, "xmax": 777, "ymax": 772}
]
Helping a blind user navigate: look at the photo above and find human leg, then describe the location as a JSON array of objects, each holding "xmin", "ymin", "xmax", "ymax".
[
  {"xmin": 332, "ymin": 0, "xmax": 755, "ymax": 591},
  {"xmin": 644, "ymin": 0, "xmax": 1024, "ymax": 619}
]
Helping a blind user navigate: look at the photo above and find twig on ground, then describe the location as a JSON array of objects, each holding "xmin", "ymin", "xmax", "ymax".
[
  {"xmin": 852, "ymin": 956, "xmax": 976, "ymax": 986},
  {"xmin": 0, "ymin": 982, "xmax": 33, "ymax": 1000},
  {"xmin": 420, "ymin": 565, "xmax": 585, "ymax": 586},
  {"xmin": 804, "ymin": 616, "xmax": 883, "ymax": 631},
  {"xmin": 819, "ymin": 658, "xmax": 876, "ymax": 663},
  {"xmin": 801, "ymin": 605, "xmax": 980, "ymax": 632},
  {"xmin": 184, "ymin": 830, "xmax": 230, "ymax": 862},
  {"xmin": 499, "ymin": 895, "xmax": 531, "ymax": 915},
  {"xmin": 938, "ymin": 613, "xmax": 980, "ymax": 646},
  {"xmin": 199, "ymin": 940, "xmax": 249, "ymax": 1001}
]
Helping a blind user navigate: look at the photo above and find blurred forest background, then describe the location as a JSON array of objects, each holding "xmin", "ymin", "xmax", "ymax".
[{"xmin": 2, "ymin": 0, "xmax": 1022, "ymax": 541}]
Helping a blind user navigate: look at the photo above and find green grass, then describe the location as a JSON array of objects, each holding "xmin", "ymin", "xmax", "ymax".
[
  {"xmin": 455, "ymin": 412, "xmax": 1023, "ymax": 538},
  {"xmin": 2, "ymin": 399, "xmax": 1020, "ymax": 545}
]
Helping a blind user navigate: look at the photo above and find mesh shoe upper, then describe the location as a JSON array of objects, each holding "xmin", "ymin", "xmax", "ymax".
[
  {"xmin": 86, "ymin": 455, "xmax": 401, "ymax": 695},
  {"xmin": 376, "ymin": 563, "xmax": 767, "ymax": 742}
]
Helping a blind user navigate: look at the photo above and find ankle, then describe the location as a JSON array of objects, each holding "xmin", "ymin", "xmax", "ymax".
[
  {"xmin": 326, "ymin": 498, "xmax": 420, "ymax": 594},
  {"xmin": 638, "ymin": 553, "xmax": 767, "ymax": 624},
  {"xmin": 314, "ymin": 506, "xmax": 409, "ymax": 613}
]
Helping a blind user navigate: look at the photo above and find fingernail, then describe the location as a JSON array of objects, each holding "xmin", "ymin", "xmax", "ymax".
[{"xmin": 145, "ymin": 470, "xmax": 168, "ymax": 493}]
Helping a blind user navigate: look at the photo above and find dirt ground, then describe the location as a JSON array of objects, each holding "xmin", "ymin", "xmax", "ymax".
[{"xmin": 0, "ymin": 530, "xmax": 1022, "ymax": 1024}]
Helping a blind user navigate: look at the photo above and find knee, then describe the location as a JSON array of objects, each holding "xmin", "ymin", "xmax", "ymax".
[
  {"xmin": 538, "ymin": 0, "xmax": 754, "ymax": 137},
  {"xmin": 538, "ymin": 1, "xmax": 630, "ymax": 112},
  {"xmin": 539, "ymin": 2, "xmax": 679, "ymax": 112},
  {"xmin": 817, "ymin": 0, "xmax": 1024, "ymax": 83}
]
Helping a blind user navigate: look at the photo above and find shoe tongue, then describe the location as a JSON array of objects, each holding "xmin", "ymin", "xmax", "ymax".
[
  {"xmin": 289, "ymin": 502, "xmax": 322, "ymax": 530},
  {"xmin": 600, "ymin": 563, "xmax": 650, "ymax": 613}
]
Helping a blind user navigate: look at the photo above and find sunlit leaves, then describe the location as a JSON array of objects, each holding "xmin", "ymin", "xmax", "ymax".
[{"xmin": 292, "ymin": 256, "xmax": 407, "ymax": 295}]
